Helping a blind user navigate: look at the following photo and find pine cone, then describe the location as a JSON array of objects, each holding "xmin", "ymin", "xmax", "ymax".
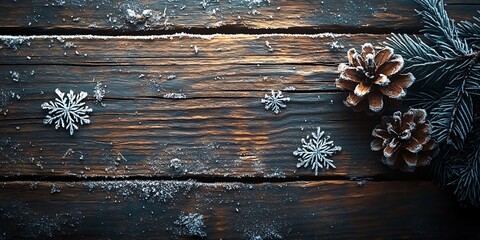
[
  {"xmin": 336, "ymin": 43, "xmax": 415, "ymax": 112},
  {"xmin": 370, "ymin": 109, "xmax": 436, "ymax": 172}
]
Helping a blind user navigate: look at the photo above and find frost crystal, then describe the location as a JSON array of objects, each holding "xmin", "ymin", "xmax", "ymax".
[
  {"xmin": 93, "ymin": 81, "xmax": 106, "ymax": 106},
  {"xmin": 261, "ymin": 90, "xmax": 290, "ymax": 114},
  {"xmin": 41, "ymin": 88, "xmax": 93, "ymax": 135},
  {"xmin": 293, "ymin": 127, "xmax": 342, "ymax": 175},
  {"xmin": 173, "ymin": 212, "xmax": 207, "ymax": 237}
]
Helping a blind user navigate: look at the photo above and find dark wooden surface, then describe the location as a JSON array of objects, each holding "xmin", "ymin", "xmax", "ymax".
[
  {"xmin": 1, "ymin": 0, "xmax": 480, "ymax": 239},
  {"xmin": 1, "ymin": 181, "xmax": 478, "ymax": 239},
  {"xmin": 0, "ymin": 0, "xmax": 477, "ymax": 34}
]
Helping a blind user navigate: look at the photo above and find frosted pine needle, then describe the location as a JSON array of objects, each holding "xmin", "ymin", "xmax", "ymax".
[
  {"xmin": 41, "ymin": 88, "xmax": 93, "ymax": 135},
  {"xmin": 293, "ymin": 127, "xmax": 342, "ymax": 175},
  {"xmin": 261, "ymin": 90, "xmax": 290, "ymax": 114}
]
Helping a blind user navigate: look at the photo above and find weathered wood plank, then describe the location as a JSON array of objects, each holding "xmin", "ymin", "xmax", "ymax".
[
  {"xmin": 0, "ymin": 0, "xmax": 477, "ymax": 34},
  {"xmin": 0, "ymin": 34, "xmax": 414, "ymax": 179},
  {"xmin": 0, "ymin": 180, "xmax": 477, "ymax": 239},
  {"xmin": 0, "ymin": 34, "xmax": 383, "ymax": 65},
  {"xmin": 1, "ymin": 93, "xmax": 385, "ymax": 179}
]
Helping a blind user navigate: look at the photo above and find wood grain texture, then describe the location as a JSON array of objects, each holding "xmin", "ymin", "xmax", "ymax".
[
  {"xmin": 1, "ymin": 34, "xmax": 413, "ymax": 179},
  {"xmin": 1, "ymin": 180, "xmax": 478, "ymax": 239},
  {"xmin": 0, "ymin": 1, "xmax": 478, "ymax": 239},
  {"xmin": 0, "ymin": 0, "xmax": 477, "ymax": 34}
]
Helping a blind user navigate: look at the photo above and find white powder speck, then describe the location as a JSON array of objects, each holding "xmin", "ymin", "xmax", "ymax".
[{"xmin": 10, "ymin": 71, "xmax": 19, "ymax": 82}]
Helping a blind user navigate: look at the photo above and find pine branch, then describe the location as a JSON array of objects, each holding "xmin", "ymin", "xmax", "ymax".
[
  {"xmin": 431, "ymin": 89, "xmax": 473, "ymax": 149},
  {"xmin": 405, "ymin": 90, "xmax": 442, "ymax": 111},
  {"xmin": 415, "ymin": 0, "xmax": 472, "ymax": 56},
  {"xmin": 385, "ymin": 34, "xmax": 442, "ymax": 65},
  {"xmin": 449, "ymin": 127, "xmax": 480, "ymax": 207},
  {"xmin": 385, "ymin": 34, "xmax": 478, "ymax": 87},
  {"xmin": 466, "ymin": 64, "xmax": 480, "ymax": 94},
  {"xmin": 387, "ymin": 0, "xmax": 480, "ymax": 208},
  {"xmin": 457, "ymin": 12, "xmax": 480, "ymax": 47},
  {"xmin": 430, "ymin": 54, "xmax": 479, "ymax": 149},
  {"xmin": 431, "ymin": 145, "xmax": 455, "ymax": 187}
]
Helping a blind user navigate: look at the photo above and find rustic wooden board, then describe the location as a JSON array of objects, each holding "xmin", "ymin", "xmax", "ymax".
[
  {"xmin": 0, "ymin": 34, "xmax": 421, "ymax": 179},
  {"xmin": 1, "ymin": 180, "xmax": 478, "ymax": 239},
  {"xmin": 1, "ymin": 0, "xmax": 478, "ymax": 239},
  {"xmin": 0, "ymin": 0, "xmax": 477, "ymax": 34}
]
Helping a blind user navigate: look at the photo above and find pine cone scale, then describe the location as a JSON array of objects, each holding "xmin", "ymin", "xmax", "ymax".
[
  {"xmin": 384, "ymin": 139, "xmax": 400, "ymax": 157},
  {"xmin": 422, "ymin": 139, "xmax": 436, "ymax": 151},
  {"xmin": 412, "ymin": 124, "xmax": 431, "ymax": 144},
  {"xmin": 417, "ymin": 151, "xmax": 431, "ymax": 166},
  {"xmin": 374, "ymin": 47, "xmax": 394, "ymax": 67},
  {"xmin": 373, "ymin": 74, "xmax": 390, "ymax": 86},
  {"xmin": 335, "ymin": 78, "xmax": 357, "ymax": 91},
  {"xmin": 345, "ymin": 92, "xmax": 365, "ymax": 107},
  {"xmin": 341, "ymin": 67, "xmax": 365, "ymax": 83},
  {"xmin": 413, "ymin": 109, "xmax": 427, "ymax": 124},
  {"xmin": 372, "ymin": 127, "xmax": 393, "ymax": 139},
  {"xmin": 361, "ymin": 43, "xmax": 375, "ymax": 59},
  {"xmin": 371, "ymin": 138, "xmax": 384, "ymax": 151},
  {"xmin": 390, "ymin": 73, "xmax": 415, "ymax": 89},
  {"xmin": 376, "ymin": 55, "xmax": 404, "ymax": 77},
  {"xmin": 404, "ymin": 138, "xmax": 423, "ymax": 153},
  {"xmin": 354, "ymin": 82, "xmax": 372, "ymax": 97},
  {"xmin": 399, "ymin": 111, "xmax": 415, "ymax": 130},
  {"xmin": 368, "ymin": 92, "xmax": 383, "ymax": 112},
  {"xmin": 347, "ymin": 48, "xmax": 358, "ymax": 66},
  {"xmin": 379, "ymin": 83, "xmax": 406, "ymax": 99},
  {"xmin": 403, "ymin": 151, "xmax": 418, "ymax": 168}
]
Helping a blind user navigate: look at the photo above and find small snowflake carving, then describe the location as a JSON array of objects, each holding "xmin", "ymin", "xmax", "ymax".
[
  {"xmin": 293, "ymin": 127, "xmax": 342, "ymax": 175},
  {"xmin": 41, "ymin": 88, "xmax": 93, "ymax": 135},
  {"xmin": 261, "ymin": 90, "xmax": 290, "ymax": 114}
]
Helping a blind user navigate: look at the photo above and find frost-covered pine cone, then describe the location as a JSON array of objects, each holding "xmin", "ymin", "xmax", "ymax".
[
  {"xmin": 370, "ymin": 109, "xmax": 436, "ymax": 172},
  {"xmin": 336, "ymin": 43, "xmax": 415, "ymax": 112}
]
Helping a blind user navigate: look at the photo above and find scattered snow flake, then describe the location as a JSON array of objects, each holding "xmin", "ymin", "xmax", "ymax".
[
  {"xmin": 293, "ymin": 127, "xmax": 342, "ymax": 175},
  {"xmin": 50, "ymin": 184, "xmax": 61, "ymax": 194},
  {"xmin": 329, "ymin": 40, "xmax": 344, "ymax": 50},
  {"xmin": 10, "ymin": 71, "xmax": 19, "ymax": 82},
  {"xmin": 125, "ymin": 8, "xmax": 153, "ymax": 24},
  {"xmin": 63, "ymin": 42, "xmax": 76, "ymax": 49},
  {"xmin": 265, "ymin": 40, "xmax": 273, "ymax": 52},
  {"xmin": 169, "ymin": 158, "xmax": 182, "ymax": 170},
  {"xmin": 163, "ymin": 92, "xmax": 186, "ymax": 99},
  {"xmin": 261, "ymin": 90, "xmax": 290, "ymax": 114},
  {"xmin": 142, "ymin": 9, "xmax": 153, "ymax": 18},
  {"xmin": 173, "ymin": 212, "xmax": 207, "ymax": 238},
  {"xmin": 93, "ymin": 81, "xmax": 106, "ymax": 106},
  {"xmin": 2, "ymin": 37, "xmax": 25, "ymax": 51},
  {"xmin": 41, "ymin": 88, "xmax": 93, "ymax": 135},
  {"xmin": 282, "ymin": 86, "xmax": 296, "ymax": 91}
]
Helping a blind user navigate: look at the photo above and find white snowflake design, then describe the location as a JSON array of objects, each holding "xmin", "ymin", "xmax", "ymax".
[
  {"xmin": 261, "ymin": 90, "xmax": 290, "ymax": 114},
  {"xmin": 293, "ymin": 127, "xmax": 342, "ymax": 175},
  {"xmin": 41, "ymin": 88, "xmax": 93, "ymax": 135}
]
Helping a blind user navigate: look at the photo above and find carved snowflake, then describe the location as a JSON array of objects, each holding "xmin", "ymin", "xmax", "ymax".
[
  {"xmin": 41, "ymin": 88, "xmax": 93, "ymax": 135},
  {"xmin": 293, "ymin": 127, "xmax": 342, "ymax": 175},
  {"xmin": 261, "ymin": 90, "xmax": 290, "ymax": 114}
]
